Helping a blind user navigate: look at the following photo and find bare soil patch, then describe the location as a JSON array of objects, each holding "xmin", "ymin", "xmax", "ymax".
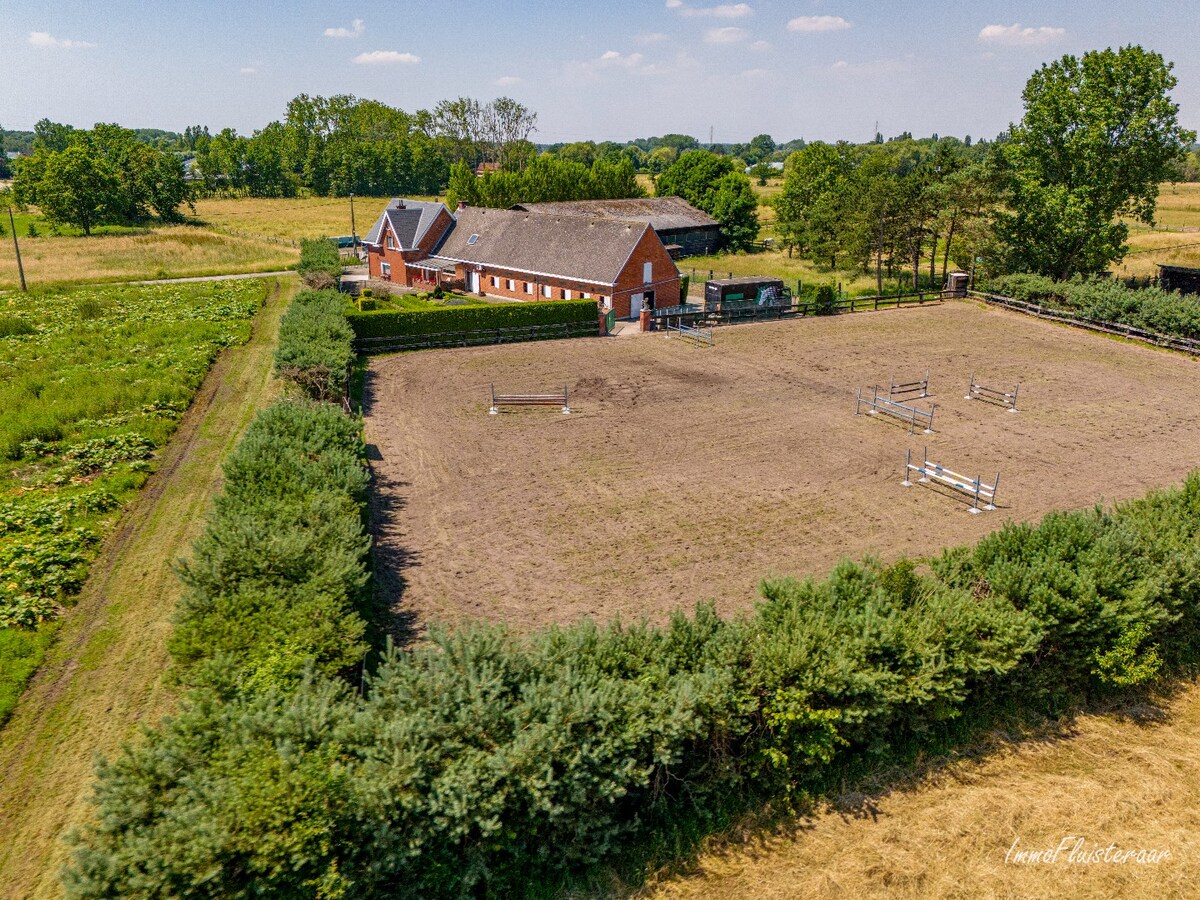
[{"xmin": 363, "ymin": 300, "xmax": 1200, "ymax": 633}]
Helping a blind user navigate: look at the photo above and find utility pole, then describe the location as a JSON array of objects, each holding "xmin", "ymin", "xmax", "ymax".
[
  {"xmin": 349, "ymin": 193, "xmax": 357, "ymax": 248},
  {"xmin": 8, "ymin": 207, "xmax": 27, "ymax": 292},
  {"xmin": 709, "ymin": 124, "xmax": 714, "ymax": 148}
]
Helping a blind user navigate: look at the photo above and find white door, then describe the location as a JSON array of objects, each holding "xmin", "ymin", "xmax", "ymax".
[
  {"xmin": 469, "ymin": 271, "xmax": 480, "ymax": 293},
  {"xmin": 630, "ymin": 293, "xmax": 644, "ymax": 318}
]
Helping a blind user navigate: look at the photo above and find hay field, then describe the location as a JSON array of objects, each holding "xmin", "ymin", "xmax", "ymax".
[
  {"xmin": 363, "ymin": 299, "xmax": 1200, "ymax": 634},
  {"xmin": 645, "ymin": 679, "xmax": 1200, "ymax": 899},
  {"xmin": 0, "ymin": 227, "xmax": 295, "ymax": 290},
  {"xmin": 189, "ymin": 195, "xmax": 404, "ymax": 241}
]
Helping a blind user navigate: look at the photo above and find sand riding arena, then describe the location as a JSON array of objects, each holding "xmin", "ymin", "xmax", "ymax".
[{"xmin": 363, "ymin": 299, "xmax": 1200, "ymax": 632}]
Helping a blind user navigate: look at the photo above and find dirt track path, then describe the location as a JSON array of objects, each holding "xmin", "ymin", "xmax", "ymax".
[{"xmin": 0, "ymin": 278, "xmax": 293, "ymax": 899}]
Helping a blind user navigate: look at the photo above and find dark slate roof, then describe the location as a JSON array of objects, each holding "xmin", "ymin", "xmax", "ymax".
[
  {"xmin": 433, "ymin": 207, "xmax": 654, "ymax": 285},
  {"xmin": 363, "ymin": 199, "xmax": 449, "ymax": 248},
  {"xmin": 512, "ymin": 196, "xmax": 718, "ymax": 232}
]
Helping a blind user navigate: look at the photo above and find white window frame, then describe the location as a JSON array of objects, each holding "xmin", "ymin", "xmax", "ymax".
[
  {"xmin": 491, "ymin": 276, "xmax": 500, "ymax": 288},
  {"xmin": 563, "ymin": 289, "xmax": 572, "ymax": 300},
  {"xmin": 524, "ymin": 282, "xmax": 533, "ymax": 295},
  {"xmin": 380, "ymin": 262, "xmax": 391, "ymax": 278},
  {"xmin": 506, "ymin": 278, "xmax": 515, "ymax": 291},
  {"xmin": 541, "ymin": 285, "xmax": 552, "ymax": 298},
  {"xmin": 643, "ymin": 261, "xmax": 653, "ymax": 283}
]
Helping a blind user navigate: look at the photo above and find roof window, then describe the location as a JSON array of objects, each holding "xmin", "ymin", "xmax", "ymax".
[{"xmin": 467, "ymin": 234, "xmax": 480, "ymax": 245}]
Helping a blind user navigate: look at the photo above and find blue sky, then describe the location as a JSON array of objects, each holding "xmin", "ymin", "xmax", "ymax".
[{"xmin": 3, "ymin": 1, "xmax": 1198, "ymax": 145}]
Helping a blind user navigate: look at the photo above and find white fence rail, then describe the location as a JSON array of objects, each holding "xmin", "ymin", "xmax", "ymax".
[{"xmin": 903, "ymin": 447, "xmax": 999, "ymax": 513}]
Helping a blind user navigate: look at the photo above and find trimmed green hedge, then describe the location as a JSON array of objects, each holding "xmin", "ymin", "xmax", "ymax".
[
  {"xmin": 346, "ymin": 298, "xmax": 599, "ymax": 340},
  {"xmin": 167, "ymin": 399, "xmax": 371, "ymax": 694},
  {"xmin": 66, "ymin": 472, "xmax": 1200, "ymax": 898},
  {"xmin": 274, "ymin": 289, "xmax": 356, "ymax": 403}
]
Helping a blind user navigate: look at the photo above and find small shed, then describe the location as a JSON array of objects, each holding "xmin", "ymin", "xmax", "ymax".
[
  {"xmin": 703, "ymin": 277, "xmax": 787, "ymax": 312},
  {"xmin": 1158, "ymin": 265, "xmax": 1200, "ymax": 296}
]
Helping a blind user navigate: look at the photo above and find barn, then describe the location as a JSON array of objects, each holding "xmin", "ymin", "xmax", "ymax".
[
  {"xmin": 362, "ymin": 199, "xmax": 455, "ymax": 287},
  {"xmin": 431, "ymin": 206, "xmax": 683, "ymax": 318},
  {"xmin": 511, "ymin": 196, "xmax": 722, "ymax": 258}
]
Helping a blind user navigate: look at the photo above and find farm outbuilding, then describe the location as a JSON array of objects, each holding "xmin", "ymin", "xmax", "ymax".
[
  {"xmin": 1159, "ymin": 264, "xmax": 1200, "ymax": 296},
  {"xmin": 431, "ymin": 206, "xmax": 683, "ymax": 318},
  {"xmin": 512, "ymin": 197, "xmax": 722, "ymax": 258}
]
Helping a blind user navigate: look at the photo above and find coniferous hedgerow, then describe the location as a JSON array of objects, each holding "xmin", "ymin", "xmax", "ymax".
[
  {"xmin": 65, "ymin": 475, "xmax": 1200, "ymax": 897},
  {"xmin": 274, "ymin": 289, "xmax": 356, "ymax": 403}
]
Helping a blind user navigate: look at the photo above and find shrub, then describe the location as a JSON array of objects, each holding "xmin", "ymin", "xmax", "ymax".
[
  {"xmin": 345, "ymin": 298, "xmax": 598, "ymax": 340},
  {"xmin": 168, "ymin": 399, "xmax": 370, "ymax": 693},
  {"xmin": 987, "ymin": 274, "xmax": 1200, "ymax": 341},
  {"xmin": 274, "ymin": 289, "xmax": 355, "ymax": 403},
  {"xmin": 66, "ymin": 473, "xmax": 1200, "ymax": 897},
  {"xmin": 296, "ymin": 237, "xmax": 342, "ymax": 282},
  {"xmin": 813, "ymin": 284, "xmax": 837, "ymax": 315}
]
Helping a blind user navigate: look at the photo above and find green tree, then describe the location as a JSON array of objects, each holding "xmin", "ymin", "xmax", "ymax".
[
  {"xmin": 32, "ymin": 144, "xmax": 116, "ymax": 235},
  {"xmin": 995, "ymin": 45, "xmax": 1195, "ymax": 278},
  {"xmin": 657, "ymin": 150, "xmax": 759, "ymax": 250}
]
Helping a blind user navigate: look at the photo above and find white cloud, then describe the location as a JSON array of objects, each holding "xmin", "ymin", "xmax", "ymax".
[
  {"xmin": 353, "ymin": 50, "xmax": 420, "ymax": 65},
  {"xmin": 598, "ymin": 49, "xmax": 646, "ymax": 68},
  {"xmin": 239, "ymin": 66, "xmax": 257, "ymax": 76},
  {"xmin": 494, "ymin": 75, "xmax": 522, "ymax": 87},
  {"xmin": 787, "ymin": 15, "xmax": 852, "ymax": 33},
  {"xmin": 832, "ymin": 60, "xmax": 849, "ymax": 69},
  {"xmin": 750, "ymin": 39, "xmax": 771, "ymax": 51},
  {"xmin": 325, "ymin": 18, "xmax": 365, "ymax": 38},
  {"xmin": 978, "ymin": 23, "xmax": 1066, "ymax": 46},
  {"xmin": 705, "ymin": 26, "xmax": 748, "ymax": 43},
  {"xmin": 667, "ymin": 1, "xmax": 753, "ymax": 19},
  {"xmin": 28, "ymin": 31, "xmax": 95, "ymax": 49}
]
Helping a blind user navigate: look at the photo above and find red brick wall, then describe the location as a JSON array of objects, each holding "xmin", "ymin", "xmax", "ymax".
[
  {"xmin": 456, "ymin": 264, "xmax": 612, "ymax": 306},
  {"xmin": 366, "ymin": 208, "xmax": 453, "ymax": 286},
  {"xmin": 610, "ymin": 226, "xmax": 683, "ymax": 318}
]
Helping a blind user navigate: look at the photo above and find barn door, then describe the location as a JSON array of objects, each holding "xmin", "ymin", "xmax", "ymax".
[
  {"xmin": 469, "ymin": 271, "xmax": 480, "ymax": 293},
  {"xmin": 630, "ymin": 293, "xmax": 643, "ymax": 318}
]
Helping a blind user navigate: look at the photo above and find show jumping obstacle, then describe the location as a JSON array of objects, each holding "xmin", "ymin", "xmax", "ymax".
[
  {"xmin": 888, "ymin": 369, "xmax": 930, "ymax": 400},
  {"xmin": 856, "ymin": 386, "xmax": 936, "ymax": 434},
  {"xmin": 965, "ymin": 373, "xmax": 1019, "ymax": 412},
  {"xmin": 489, "ymin": 384, "xmax": 571, "ymax": 415},
  {"xmin": 666, "ymin": 321, "xmax": 714, "ymax": 348},
  {"xmin": 902, "ymin": 447, "xmax": 1000, "ymax": 514}
]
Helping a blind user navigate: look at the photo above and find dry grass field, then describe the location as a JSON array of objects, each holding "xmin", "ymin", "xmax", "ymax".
[
  {"xmin": 0, "ymin": 226, "xmax": 296, "ymax": 290},
  {"xmin": 363, "ymin": 298, "xmax": 1200, "ymax": 635},
  {"xmin": 189, "ymin": 194, "xmax": 399, "ymax": 241},
  {"xmin": 643, "ymin": 678, "xmax": 1200, "ymax": 900}
]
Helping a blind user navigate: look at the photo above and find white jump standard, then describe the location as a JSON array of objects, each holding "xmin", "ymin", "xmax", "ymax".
[
  {"xmin": 489, "ymin": 384, "xmax": 571, "ymax": 415},
  {"xmin": 965, "ymin": 373, "xmax": 1019, "ymax": 412},
  {"xmin": 902, "ymin": 447, "xmax": 1000, "ymax": 513},
  {"xmin": 888, "ymin": 369, "xmax": 930, "ymax": 400},
  {"xmin": 855, "ymin": 386, "xmax": 936, "ymax": 434},
  {"xmin": 665, "ymin": 322, "xmax": 714, "ymax": 348}
]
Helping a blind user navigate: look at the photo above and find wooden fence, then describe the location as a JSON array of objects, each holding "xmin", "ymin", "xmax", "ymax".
[
  {"xmin": 655, "ymin": 289, "xmax": 948, "ymax": 329},
  {"xmin": 355, "ymin": 319, "xmax": 600, "ymax": 354},
  {"xmin": 968, "ymin": 291, "xmax": 1200, "ymax": 358}
]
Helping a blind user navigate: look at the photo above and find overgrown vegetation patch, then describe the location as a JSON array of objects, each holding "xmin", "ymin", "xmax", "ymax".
[
  {"xmin": 986, "ymin": 273, "xmax": 1200, "ymax": 341},
  {"xmin": 0, "ymin": 279, "xmax": 265, "ymax": 725}
]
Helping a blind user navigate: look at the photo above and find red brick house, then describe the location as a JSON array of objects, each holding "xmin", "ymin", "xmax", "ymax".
[
  {"xmin": 431, "ymin": 206, "xmax": 682, "ymax": 318},
  {"xmin": 362, "ymin": 199, "xmax": 455, "ymax": 287}
]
